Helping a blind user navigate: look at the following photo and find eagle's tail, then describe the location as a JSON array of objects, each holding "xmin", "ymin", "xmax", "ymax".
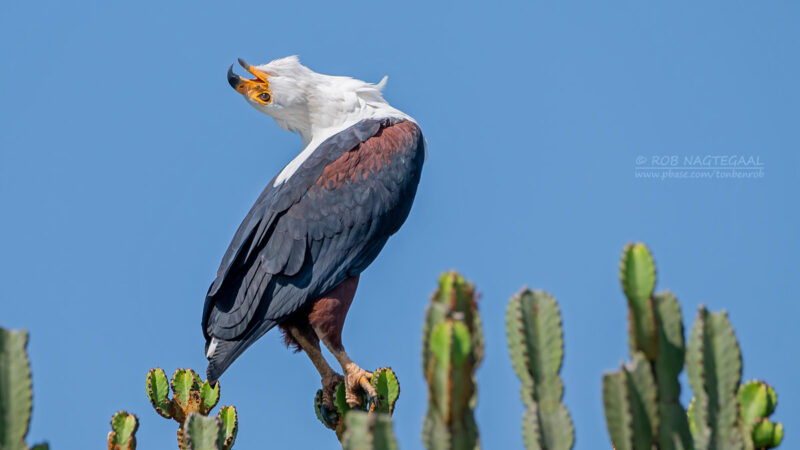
[{"xmin": 205, "ymin": 320, "xmax": 277, "ymax": 383}]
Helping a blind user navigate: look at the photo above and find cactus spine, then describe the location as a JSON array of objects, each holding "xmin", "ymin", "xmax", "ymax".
[
  {"xmin": 0, "ymin": 327, "xmax": 49, "ymax": 450},
  {"xmin": 506, "ymin": 289, "xmax": 574, "ymax": 450},
  {"xmin": 422, "ymin": 272, "xmax": 482, "ymax": 450}
]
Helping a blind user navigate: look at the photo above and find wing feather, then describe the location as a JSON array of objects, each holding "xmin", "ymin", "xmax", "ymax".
[{"xmin": 202, "ymin": 119, "xmax": 425, "ymax": 379}]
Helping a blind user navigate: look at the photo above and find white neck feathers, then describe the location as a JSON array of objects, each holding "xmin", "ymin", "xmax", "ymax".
[{"xmin": 272, "ymin": 76, "xmax": 414, "ymax": 186}]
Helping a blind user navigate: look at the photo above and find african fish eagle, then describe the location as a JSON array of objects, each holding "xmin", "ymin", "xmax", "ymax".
[{"xmin": 202, "ymin": 56, "xmax": 425, "ymax": 411}]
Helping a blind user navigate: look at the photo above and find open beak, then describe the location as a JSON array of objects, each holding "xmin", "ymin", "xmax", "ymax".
[{"xmin": 227, "ymin": 58, "xmax": 271, "ymax": 94}]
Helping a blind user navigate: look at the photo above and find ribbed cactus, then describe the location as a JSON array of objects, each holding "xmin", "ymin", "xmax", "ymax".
[
  {"xmin": 181, "ymin": 411, "xmax": 238, "ymax": 450},
  {"xmin": 315, "ymin": 367, "xmax": 400, "ymax": 440},
  {"xmin": 0, "ymin": 326, "xmax": 49, "ymax": 450},
  {"xmin": 604, "ymin": 243, "xmax": 692, "ymax": 450},
  {"xmin": 738, "ymin": 381, "xmax": 783, "ymax": 449},
  {"xmin": 602, "ymin": 353, "xmax": 659, "ymax": 449},
  {"xmin": 605, "ymin": 243, "xmax": 783, "ymax": 450},
  {"xmin": 145, "ymin": 367, "xmax": 236, "ymax": 449},
  {"xmin": 620, "ymin": 243, "xmax": 659, "ymax": 360},
  {"xmin": 341, "ymin": 411, "xmax": 399, "ymax": 450},
  {"xmin": 217, "ymin": 406, "xmax": 239, "ymax": 450},
  {"xmin": 506, "ymin": 289, "xmax": 574, "ymax": 450},
  {"xmin": 422, "ymin": 272, "xmax": 482, "ymax": 450},
  {"xmin": 686, "ymin": 306, "xmax": 743, "ymax": 449},
  {"xmin": 108, "ymin": 411, "xmax": 139, "ymax": 450}
]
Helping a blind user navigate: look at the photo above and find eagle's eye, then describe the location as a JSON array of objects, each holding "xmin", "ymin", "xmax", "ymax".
[{"xmin": 258, "ymin": 92, "xmax": 272, "ymax": 103}]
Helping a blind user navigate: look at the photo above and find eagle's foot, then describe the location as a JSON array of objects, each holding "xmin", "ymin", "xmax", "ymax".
[
  {"xmin": 321, "ymin": 372, "xmax": 343, "ymax": 409},
  {"xmin": 318, "ymin": 372, "xmax": 344, "ymax": 427},
  {"xmin": 343, "ymin": 362, "xmax": 377, "ymax": 408}
]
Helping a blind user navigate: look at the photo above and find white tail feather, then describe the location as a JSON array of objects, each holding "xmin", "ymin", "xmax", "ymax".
[{"xmin": 206, "ymin": 338, "xmax": 219, "ymax": 359}]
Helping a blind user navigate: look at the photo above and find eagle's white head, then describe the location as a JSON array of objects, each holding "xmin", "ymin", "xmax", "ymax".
[{"xmin": 228, "ymin": 56, "xmax": 409, "ymax": 146}]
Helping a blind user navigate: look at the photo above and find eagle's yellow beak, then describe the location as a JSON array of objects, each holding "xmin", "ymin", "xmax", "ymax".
[{"xmin": 227, "ymin": 58, "xmax": 273, "ymax": 104}]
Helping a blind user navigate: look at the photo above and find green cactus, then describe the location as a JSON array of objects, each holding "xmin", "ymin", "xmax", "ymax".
[
  {"xmin": 506, "ymin": 289, "xmax": 574, "ymax": 450},
  {"xmin": 183, "ymin": 413, "xmax": 222, "ymax": 450},
  {"xmin": 651, "ymin": 291, "xmax": 692, "ymax": 450},
  {"xmin": 167, "ymin": 407, "xmax": 238, "ymax": 450},
  {"xmin": 341, "ymin": 411, "xmax": 399, "ymax": 450},
  {"xmin": 170, "ymin": 368, "xmax": 219, "ymax": 422},
  {"xmin": 611, "ymin": 243, "xmax": 692, "ymax": 450},
  {"xmin": 602, "ymin": 353, "xmax": 659, "ymax": 450},
  {"xmin": 671, "ymin": 287, "xmax": 783, "ymax": 449},
  {"xmin": 370, "ymin": 367, "xmax": 400, "ymax": 414},
  {"xmin": 0, "ymin": 327, "xmax": 49, "ymax": 450},
  {"xmin": 751, "ymin": 420, "xmax": 783, "ymax": 449},
  {"xmin": 217, "ymin": 406, "xmax": 238, "ymax": 450},
  {"xmin": 108, "ymin": 411, "xmax": 139, "ymax": 450},
  {"xmin": 423, "ymin": 271, "xmax": 483, "ymax": 376},
  {"xmin": 314, "ymin": 367, "xmax": 400, "ymax": 440},
  {"xmin": 620, "ymin": 243, "xmax": 658, "ymax": 360},
  {"xmin": 737, "ymin": 381, "xmax": 782, "ymax": 449},
  {"xmin": 144, "ymin": 368, "xmax": 228, "ymax": 449},
  {"xmin": 147, "ymin": 368, "xmax": 173, "ymax": 419},
  {"xmin": 738, "ymin": 381, "xmax": 776, "ymax": 429},
  {"xmin": 422, "ymin": 272, "xmax": 482, "ymax": 450},
  {"xmin": 686, "ymin": 306, "xmax": 744, "ymax": 449}
]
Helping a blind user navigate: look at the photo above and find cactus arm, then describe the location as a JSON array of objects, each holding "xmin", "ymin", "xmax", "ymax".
[
  {"xmin": 423, "ymin": 320, "xmax": 479, "ymax": 449},
  {"xmin": 343, "ymin": 412, "xmax": 372, "ymax": 448},
  {"xmin": 146, "ymin": 368, "xmax": 173, "ymax": 419},
  {"xmin": 620, "ymin": 243, "xmax": 658, "ymax": 360},
  {"xmin": 199, "ymin": 380, "xmax": 220, "ymax": 415},
  {"xmin": 751, "ymin": 419, "xmax": 783, "ymax": 449},
  {"xmin": 217, "ymin": 406, "xmax": 238, "ymax": 450},
  {"xmin": 107, "ymin": 411, "xmax": 139, "ymax": 450},
  {"xmin": 686, "ymin": 307, "xmax": 711, "ymax": 450},
  {"xmin": 687, "ymin": 307, "xmax": 744, "ymax": 450},
  {"xmin": 145, "ymin": 368, "xmax": 227, "ymax": 448},
  {"xmin": 370, "ymin": 367, "xmax": 400, "ymax": 414},
  {"xmin": 603, "ymin": 371, "xmax": 633, "ymax": 450},
  {"xmin": 738, "ymin": 381, "xmax": 776, "ymax": 430},
  {"xmin": 182, "ymin": 413, "xmax": 222, "ymax": 450},
  {"xmin": 652, "ymin": 292, "xmax": 693, "ymax": 450},
  {"xmin": 738, "ymin": 380, "xmax": 782, "ymax": 449},
  {"xmin": 626, "ymin": 353, "xmax": 659, "ymax": 448},
  {"xmin": 522, "ymin": 403, "xmax": 543, "ymax": 450},
  {"xmin": 506, "ymin": 289, "xmax": 574, "ymax": 450},
  {"xmin": 506, "ymin": 291, "xmax": 533, "ymax": 395},
  {"xmin": 422, "ymin": 272, "xmax": 482, "ymax": 450},
  {"xmin": 0, "ymin": 328, "xmax": 33, "ymax": 450},
  {"xmin": 370, "ymin": 414, "xmax": 400, "ymax": 450},
  {"xmin": 342, "ymin": 411, "xmax": 399, "ymax": 450},
  {"xmin": 171, "ymin": 369, "xmax": 203, "ymax": 423},
  {"xmin": 602, "ymin": 354, "xmax": 659, "ymax": 450},
  {"xmin": 423, "ymin": 274, "xmax": 454, "ymax": 375}
]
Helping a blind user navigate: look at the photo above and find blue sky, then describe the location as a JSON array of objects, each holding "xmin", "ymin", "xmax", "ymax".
[{"xmin": 1, "ymin": 1, "xmax": 798, "ymax": 448}]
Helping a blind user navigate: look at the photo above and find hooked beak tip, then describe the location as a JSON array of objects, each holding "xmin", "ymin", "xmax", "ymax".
[{"xmin": 227, "ymin": 64, "xmax": 241, "ymax": 89}]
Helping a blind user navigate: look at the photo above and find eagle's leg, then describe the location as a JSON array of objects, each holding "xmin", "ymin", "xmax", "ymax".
[
  {"xmin": 281, "ymin": 322, "xmax": 342, "ymax": 413},
  {"xmin": 309, "ymin": 275, "xmax": 378, "ymax": 408}
]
